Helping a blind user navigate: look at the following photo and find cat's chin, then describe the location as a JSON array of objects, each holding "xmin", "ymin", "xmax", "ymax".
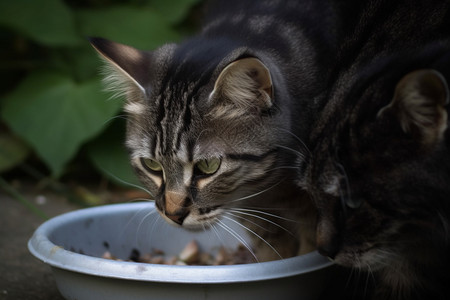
[
  {"xmin": 181, "ymin": 224, "xmax": 208, "ymax": 231},
  {"xmin": 160, "ymin": 213, "xmax": 218, "ymax": 232},
  {"xmin": 181, "ymin": 217, "xmax": 217, "ymax": 231},
  {"xmin": 334, "ymin": 248, "xmax": 387, "ymax": 272}
]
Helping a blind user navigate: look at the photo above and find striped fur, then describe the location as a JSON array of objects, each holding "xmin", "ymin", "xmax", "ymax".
[
  {"xmin": 295, "ymin": 0, "xmax": 450, "ymax": 298},
  {"xmin": 89, "ymin": 0, "xmax": 332, "ymax": 261}
]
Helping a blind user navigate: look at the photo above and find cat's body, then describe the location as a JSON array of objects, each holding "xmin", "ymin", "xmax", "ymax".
[
  {"xmin": 304, "ymin": 46, "xmax": 450, "ymax": 300},
  {"xmin": 89, "ymin": 0, "xmax": 335, "ymax": 261},
  {"xmin": 297, "ymin": 0, "xmax": 450, "ymax": 298},
  {"xmin": 90, "ymin": 0, "xmax": 450, "ymax": 296}
]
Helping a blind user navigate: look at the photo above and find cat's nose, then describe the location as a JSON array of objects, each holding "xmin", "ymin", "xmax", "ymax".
[
  {"xmin": 164, "ymin": 191, "xmax": 191, "ymax": 225},
  {"xmin": 317, "ymin": 242, "xmax": 339, "ymax": 260},
  {"xmin": 316, "ymin": 219, "xmax": 340, "ymax": 260},
  {"xmin": 165, "ymin": 209, "xmax": 189, "ymax": 225}
]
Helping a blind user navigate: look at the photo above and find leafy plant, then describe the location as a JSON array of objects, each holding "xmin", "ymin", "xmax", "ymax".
[{"xmin": 0, "ymin": 0, "xmax": 201, "ymax": 185}]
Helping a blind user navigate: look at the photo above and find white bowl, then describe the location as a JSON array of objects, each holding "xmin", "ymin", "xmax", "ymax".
[{"xmin": 28, "ymin": 202, "xmax": 334, "ymax": 300}]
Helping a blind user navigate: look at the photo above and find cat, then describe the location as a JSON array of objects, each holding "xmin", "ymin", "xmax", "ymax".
[
  {"xmin": 88, "ymin": 0, "xmax": 336, "ymax": 262},
  {"xmin": 297, "ymin": 0, "xmax": 450, "ymax": 298}
]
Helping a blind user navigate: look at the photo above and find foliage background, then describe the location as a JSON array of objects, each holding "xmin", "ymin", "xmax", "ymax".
[{"xmin": 0, "ymin": 0, "xmax": 202, "ymax": 196}]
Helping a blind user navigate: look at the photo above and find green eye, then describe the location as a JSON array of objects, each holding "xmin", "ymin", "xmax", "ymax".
[
  {"xmin": 141, "ymin": 158, "xmax": 162, "ymax": 173},
  {"xmin": 195, "ymin": 158, "xmax": 221, "ymax": 175}
]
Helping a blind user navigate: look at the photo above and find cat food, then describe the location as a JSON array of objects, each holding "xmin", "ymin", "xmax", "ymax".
[{"xmin": 102, "ymin": 240, "xmax": 254, "ymax": 265}]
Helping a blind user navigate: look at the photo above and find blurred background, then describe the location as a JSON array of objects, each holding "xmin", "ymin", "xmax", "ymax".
[
  {"xmin": 0, "ymin": 2, "xmax": 206, "ymax": 298},
  {"xmin": 0, "ymin": 0, "xmax": 204, "ymax": 214}
]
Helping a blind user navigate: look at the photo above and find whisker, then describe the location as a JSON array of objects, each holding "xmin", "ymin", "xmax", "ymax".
[
  {"xmin": 231, "ymin": 207, "xmax": 298, "ymax": 223},
  {"xmin": 353, "ymin": 260, "xmax": 364, "ymax": 299},
  {"xmin": 336, "ymin": 162, "xmax": 355, "ymax": 212},
  {"xmin": 208, "ymin": 222, "xmax": 229, "ymax": 253},
  {"xmin": 98, "ymin": 167, "xmax": 154, "ymax": 198},
  {"xmin": 129, "ymin": 197, "xmax": 155, "ymax": 203},
  {"xmin": 216, "ymin": 219, "xmax": 258, "ymax": 263},
  {"xmin": 136, "ymin": 209, "xmax": 159, "ymax": 246},
  {"xmin": 105, "ymin": 114, "xmax": 149, "ymax": 136},
  {"xmin": 208, "ymin": 221, "xmax": 220, "ymax": 240},
  {"xmin": 345, "ymin": 265, "xmax": 356, "ymax": 292},
  {"xmin": 226, "ymin": 210, "xmax": 295, "ymax": 236},
  {"xmin": 275, "ymin": 144, "xmax": 306, "ymax": 159},
  {"xmin": 240, "ymin": 205, "xmax": 295, "ymax": 212},
  {"xmin": 146, "ymin": 211, "xmax": 162, "ymax": 244},
  {"xmin": 364, "ymin": 262, "xmax": 374, "ymax": 300},
  {"xmin": 229, "ymin": 180, "xmax": 283, "ymax": 203},
  {"xmin": 276, "ymin": 128, "xmax": 312, "ymax": 158},
  {"xmin": 224, "ymin": 212, "xmax": 274, "ymax": 233},
  {"xmin": 117, "ymin": 205, "xmax": 153, "ymax": 244},
  {"xmin": 222, "ymin": 215, "xmax": 283, "ymax": 260},
  {"xmin": 103, "ymin": 114, "xmax": 127, "ymax": 126},
  {"xmin": 264, "ymin": 166, "xmax": 299, "ymax": 173}
]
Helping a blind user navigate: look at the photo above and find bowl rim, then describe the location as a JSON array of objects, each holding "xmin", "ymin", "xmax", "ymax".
[{"xmin": 28, "ymin": 202, "xmax": 333, "ymax": 284}]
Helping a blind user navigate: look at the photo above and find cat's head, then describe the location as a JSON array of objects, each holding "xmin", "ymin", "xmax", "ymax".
[
  {"xmin": 299, "ymin": 67, "xmax": 450, "ymax": 272},
  {"xmin": 90, "ymin": 37, "xmax": 295, "ymax": 230}
]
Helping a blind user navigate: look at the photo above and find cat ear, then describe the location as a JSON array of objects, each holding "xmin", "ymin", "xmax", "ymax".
[
  {"xmin": 211, "ymin": 57, "xmax": 273, "ymax": 113},
  {"xmin": 89, "ymin": 37, "xmax": 151, "ymax": 96},
  {"xmin": 378, "ymin": 69, "xmax": 449, "ymax": 146}
]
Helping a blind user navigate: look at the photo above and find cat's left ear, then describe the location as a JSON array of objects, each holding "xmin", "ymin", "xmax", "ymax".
[
  {"xmin": 89, "ymin": 37, "xmax": 151, "ymax": 95},
  {"xmin": 210, "ymin": 57, "xmax": 273, "ymax": 113},
  {"xmin": 378, "ymin": 69, "xmax": 449, "ymax": 146}
]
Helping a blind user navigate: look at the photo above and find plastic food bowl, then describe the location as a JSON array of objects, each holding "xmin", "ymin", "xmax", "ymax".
[{"xmin": 28, "ymin": 202, "xmax": 334, "ymax": 300}]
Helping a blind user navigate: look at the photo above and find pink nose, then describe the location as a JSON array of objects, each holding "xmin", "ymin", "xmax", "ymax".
[
  {"xmin": 163, "ymin": 191, "xmax": 190, "ymax": 225},
  {"xmin": 165, "ymin": 210, "xmax": 189, "ymax": 225}
]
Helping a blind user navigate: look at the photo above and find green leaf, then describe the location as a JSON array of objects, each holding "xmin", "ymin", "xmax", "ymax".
[
  {"xmin": 76, "ymin": 6, "xmax": 180, "ymax": 50},
  {"xmin": 48, "ymin": 44, "xmax": 105, "ymax": 83},
  {"xmin": 86, "ymin": 119, "xmax": 141, "ymax": 188},
  {"xmin": 0, "ymin": 0, "xmax": 81, "ymax": 46},
  {"xmin": 1, "ymin": 71, "xmax": 122, "ymax": 177},
  {"xmin": 0, "ymin": 132, "xmax": 30, "ymax": 173}
]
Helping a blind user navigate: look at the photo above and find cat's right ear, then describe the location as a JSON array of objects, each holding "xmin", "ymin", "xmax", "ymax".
[
  {"xmin": 378, "ymin": 69, "xmax": 449, "ymax": 147},
  {"xmin": 89, "ymin": 37, "xmax": 151, "ymax": 96},
  {"xmin": 210, "ymin": 57, "xmax": 273, "ymax": 115}
]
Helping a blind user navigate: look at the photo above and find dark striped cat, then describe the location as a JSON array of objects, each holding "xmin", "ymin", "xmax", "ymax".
[
  {"xmin": 297, "ymin": 0, "xmax": 450, "ymax": 298},
  {"xmin": 89, "ymin": 0, "xmax": 334, "ymax": 261}
]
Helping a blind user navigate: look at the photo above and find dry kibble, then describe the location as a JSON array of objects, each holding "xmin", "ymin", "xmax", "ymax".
[
  {"xmin": 178, "ymin": 240, "xmax": 200, "ymax": 264},
  {"xmin": 214, "ymin": 247, "xmax": 230, "ymax": 265},
  {"xmin": 152, "ymin": 248, "xmax": 165, "ymax": 256},
  {"xmin": 166, "ymin": 256, "xmax": 178, "ymax": 265},
  {"xmin": 150, "ymin": 256, "xmax": 165, "ymax": 264},
  {"xmin": 101, "ymin": 240, "xmax": 254, "ymax": 265},
  {"xmin": 102, "ymin": 251, "xmax": 114, "ymax": 260},
  {"xmin": 199, "ymin": 252, "xmax": 215, "ymax": 265},
  {"xmin": 139, "ymin": 253, "xmax": 153, "ymax": 263}
]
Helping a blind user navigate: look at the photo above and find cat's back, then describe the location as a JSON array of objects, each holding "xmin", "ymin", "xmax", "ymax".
[
  {"xmin": 202, "ymin": 0, "xmax": 331, "ymax": 37},
  {"xmin": 197, "ymin": 0, "xmax": 336, "ymax": 62},
  {"xmin": 332, "ymin": 0, "xmax": 450, "ymax": 71}
]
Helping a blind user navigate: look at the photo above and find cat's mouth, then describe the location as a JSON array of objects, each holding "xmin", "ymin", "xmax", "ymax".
[
  {"xmin": 334, "ymin": 244, "xmax": 386, "ymax": 271},
  {"xmin": 158, "ymin": 205, "xmax": 223, "ymax": 230}
]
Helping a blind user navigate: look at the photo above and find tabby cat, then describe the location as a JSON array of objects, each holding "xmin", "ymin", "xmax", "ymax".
[
  {"xmin": 89, "ymin": 0, "xmax": 333, "ymax": 261},
  {"xmin": 297, "ymin": 0, "xmax": 450, "ymax": 298}
]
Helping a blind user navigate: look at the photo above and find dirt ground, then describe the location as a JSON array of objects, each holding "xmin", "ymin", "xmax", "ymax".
[
  {"xmin": 0, "ymin": 185, "xmax": 77, "ymax": 300},
  {"xmin": 0, "ymin": 177, "xmax": 144, "ymax": 300}
]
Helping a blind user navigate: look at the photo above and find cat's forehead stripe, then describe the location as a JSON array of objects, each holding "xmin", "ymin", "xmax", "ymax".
[
  {"xmin": 226, "ymin": 148, "xmax": 278, "ymax": 162},
  {"xmin": 154, "ymin": 83, "xmax": 204, "ymax": 156},
  {"xmin": 177, "ymin": 142, "xmax": 190, "ymax": 162}
]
